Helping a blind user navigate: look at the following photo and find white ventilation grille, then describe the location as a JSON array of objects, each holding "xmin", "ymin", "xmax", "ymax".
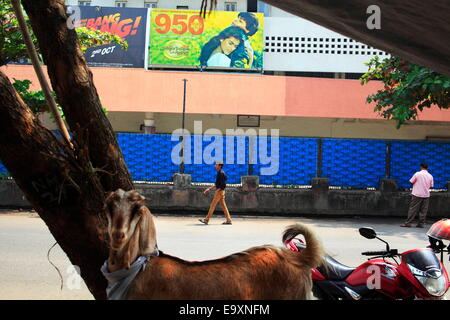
[
  {"xmin": 264, "ymin": 36, "xmax": 387, "ymax": 56},
  {"xmin": 263, "ymin": 17, "xmax": 391, "ymax": 73}
]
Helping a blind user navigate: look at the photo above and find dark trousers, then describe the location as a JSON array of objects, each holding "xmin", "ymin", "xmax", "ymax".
[{"xmin": 405, "ymin": 195, "xmax": 429, "ymax": 225}]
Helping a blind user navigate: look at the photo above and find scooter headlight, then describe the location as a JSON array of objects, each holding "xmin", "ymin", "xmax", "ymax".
[{"xmin": 407, "ymin": 264, "xmax": 447, "ymax": 297}]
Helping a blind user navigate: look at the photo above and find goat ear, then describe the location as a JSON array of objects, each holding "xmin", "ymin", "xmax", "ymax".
[
  {"xmin": 129, "ymin": 190, "xmax": 145, "ymax": 201},
  {"xmin": 128, "ymin": 191, "xmax": 146, "ymax": 209},
  {"xmin": 138, "ymin": 206, "xmax": 157, "ymax": 254}
]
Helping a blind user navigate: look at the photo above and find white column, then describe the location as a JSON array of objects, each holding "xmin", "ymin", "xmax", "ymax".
[{"xmin": 143, "ymin": 112, "xmax": 156, "ymax": 133}]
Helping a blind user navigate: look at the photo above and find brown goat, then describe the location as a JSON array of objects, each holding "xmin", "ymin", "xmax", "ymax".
[{"xmin": 102, "ymin": 189, "xmax": 323, "ymax": 300}]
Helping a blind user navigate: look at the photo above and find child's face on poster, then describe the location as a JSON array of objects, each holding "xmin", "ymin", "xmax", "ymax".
[{"xmin": 231, "ymin": 17, "xmax": 249, "ymax": 34}]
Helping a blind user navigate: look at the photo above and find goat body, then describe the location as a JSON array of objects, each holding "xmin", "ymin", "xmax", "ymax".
[{"xmin": 103, "ymin": 189, "xmax": 323, "ymax": 300}]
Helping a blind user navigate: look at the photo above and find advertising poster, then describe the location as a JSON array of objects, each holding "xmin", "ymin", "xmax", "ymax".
[
  {"xmin": 74, "ymin": 6, "xmax": 149, "ymax": 68},
  {"xmin": 149, "ymin": 9, "xmax": 264, "ymax": 70}
]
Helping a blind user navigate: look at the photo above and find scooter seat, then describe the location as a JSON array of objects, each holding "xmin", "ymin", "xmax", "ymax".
[{"xmin": 317, "ymin": 255, "xmax": 356, "ymax": 281}]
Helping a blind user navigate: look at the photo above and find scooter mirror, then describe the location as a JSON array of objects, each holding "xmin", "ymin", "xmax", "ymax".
[{"xmin": 359, "ymin": 227, "xmax": 377, "ymax": 239}]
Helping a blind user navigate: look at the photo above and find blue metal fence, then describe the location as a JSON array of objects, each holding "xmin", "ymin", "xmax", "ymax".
[
  {"xmin": 254, "ymin": 137, "xmax": 317, "ymax": 186},
  {"xmin": 1, "ymin": 134, "xmax": 449, "ymax": 188},
  {"xmin": 182, "ymin": 135, "xmax": 249, "ymax": 184},
  {"xmin": 322, "ymin": 138, "xmax": 386, "ymax": 188},
  {"xmin": 391, "ymin": 141, "xmax": 450, "ymax": 189},
  {"xmin": 117, "ymin": 133, "xmax": 178, "ymax": 182}
]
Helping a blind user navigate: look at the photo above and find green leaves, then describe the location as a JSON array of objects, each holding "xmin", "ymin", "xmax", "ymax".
[
  {"xmin": 361, "ymin": 56, "xmax": 450, "ymax": 128},
  {"xmin": 0, "ymin": 1, "xmax": 37, "ymax": 66},
  {"xmin": 12, "ymin": 78, "xmax": 50, "ymax": 114}
]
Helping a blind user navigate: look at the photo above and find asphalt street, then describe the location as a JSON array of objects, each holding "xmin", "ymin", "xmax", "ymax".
[{"xmin": 0, "ymin": 210, "xmax": 448, "ymax": 300}]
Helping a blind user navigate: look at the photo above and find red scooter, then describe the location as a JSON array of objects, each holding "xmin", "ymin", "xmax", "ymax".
[{"xmin": 285, "ymin": 222, "xmax": 450, "ymax": 300}]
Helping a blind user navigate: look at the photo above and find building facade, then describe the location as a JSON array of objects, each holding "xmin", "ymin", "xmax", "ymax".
[{"xmin": 5, "ymin": 0, "xmax": 450, "ymax": 141}]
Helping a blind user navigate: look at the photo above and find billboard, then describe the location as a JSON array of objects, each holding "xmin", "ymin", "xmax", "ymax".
[
  {"xmin": 149, "ymin": 9, "xmax": 264, "ymax": 70},
  {"xmin": 74, "ymin": 6, "xmax": 149, "ymax": 68}
]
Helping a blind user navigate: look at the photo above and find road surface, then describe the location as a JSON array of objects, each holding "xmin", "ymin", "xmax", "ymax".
[{"xmin": 0, "ymin": 210, "xmax": 448, "ymax": 300}]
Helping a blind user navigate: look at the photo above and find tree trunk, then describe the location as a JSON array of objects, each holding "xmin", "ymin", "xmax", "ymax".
[
  {"xmin": 0, "ymin": 0, "xmax": 135, "ymax": 299},
  {"xmin": 0, "ymin": 70, "xmax": 110, "ymax": 299},
  {"xmin": 21, "ymin": 0, "xmax": 133, "ymax": 192}
]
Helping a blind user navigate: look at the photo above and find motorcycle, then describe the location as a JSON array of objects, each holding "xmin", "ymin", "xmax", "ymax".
[{"xmin": 285, "ymin": 220, "xmax": 450, "ymax": 300}]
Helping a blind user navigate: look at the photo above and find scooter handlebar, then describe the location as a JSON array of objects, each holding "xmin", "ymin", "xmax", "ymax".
[
  {"xmin": 361, "ymin": 249, "xmax": 398, "ymax": 257},
  {"xmin": 361, "ymin": 250, "xmax": 389, "ymax": 256}
]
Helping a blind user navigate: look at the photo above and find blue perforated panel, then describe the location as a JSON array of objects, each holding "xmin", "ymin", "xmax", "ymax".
[
  {"xmin": 322, "ymin": 139, "xmax": 386, "ymax": 188},
  {"xmin": 117, "ymin": 133, "xmax": 249, "ymax": 183},
  {"xmin": 117, "ymin": 133, "xmax": 178, "ymax": 182},
  {"xmin": 253, "ymin": 137, "xmax": 317, "ymax": 185},
  {"xmin": 391, "ymin": 141, "xmax": 450, "ymax": 189},
  {"xmin": 1, "ymin": 134, "xmax": 448, "ymax": 189},
  {"xmin": 182, "ymin": 134, "xmax": 249, "ymax": 183}
]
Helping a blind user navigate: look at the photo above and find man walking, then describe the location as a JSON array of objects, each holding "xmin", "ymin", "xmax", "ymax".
[
  {"xmin": 199, "ymin": 161, "xmax": 232, "ymax": 225},
  {"xmin": 400, "ymin": 162, "xmax": 434, "ymax": 228}
]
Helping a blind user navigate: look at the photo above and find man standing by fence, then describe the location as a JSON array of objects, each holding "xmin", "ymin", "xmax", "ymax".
[
  {"xmin": 199, "ymin": 161, "xmax": 233, "ymax": 225},
  {"xmin": 400, "ymin": 162, "xmax": 434, "ymax": 228}
]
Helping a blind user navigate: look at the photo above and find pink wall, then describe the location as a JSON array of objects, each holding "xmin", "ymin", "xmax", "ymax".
[{"xmin": 3, "ymin": 65, "xmax": 450, "ymax": 121}]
